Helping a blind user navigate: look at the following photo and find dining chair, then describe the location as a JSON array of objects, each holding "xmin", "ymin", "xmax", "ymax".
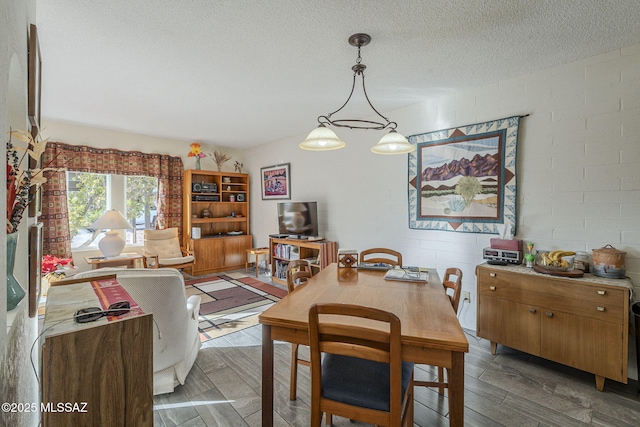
[
  {"xmin": 359, "ymin": 247, "xmax": 403, "ymax": 266},
  {"xmin": 285, "ymin": 259, "xmax": 313, "ymax": 400},
  {"xmin": 414, "ymin": 267, "xmax": 463, "ymax": 395},
  {"xmin": 308, "ymin": 303, "xmax": 414, "ymax": 427}
]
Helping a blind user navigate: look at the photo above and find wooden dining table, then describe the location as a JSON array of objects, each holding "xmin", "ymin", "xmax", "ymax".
[{"xmin": 259, "ymin": 263, "xmax": 469, "ymax": 426}]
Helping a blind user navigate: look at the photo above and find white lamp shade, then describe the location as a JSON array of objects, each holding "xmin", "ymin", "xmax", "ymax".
[
  {"xmin": 299, "ymin": 124, "xmax": 346, "ymax": 151},
  {"xmin": 91, "ymin": 209, "xmax": 134, "ymax": 230},
  {"xmin": 371, "ymin": 130, "xmax": 415, "ymax": 154}
]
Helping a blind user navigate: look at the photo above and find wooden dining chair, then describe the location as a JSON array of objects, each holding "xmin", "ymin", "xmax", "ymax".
[
  {"xmin": 285, "ymin": 259, "xmax": 313, "ymax": 400},
  {"xmin": 359, "ymin": 247, "xmax": 403, "ymax": 266},
  {"xmin": 308, "ymin": 303, "xmax": 414, "ymax": 427},
  {"xmin": 414, "ymin": 267, "xmax": 463, "ymax": 395}
]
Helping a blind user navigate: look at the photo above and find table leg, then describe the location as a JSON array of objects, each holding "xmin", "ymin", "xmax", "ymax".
[
  {"xmin": 255, "ymin": 253, "xmax": 259, "ymax": 277},
  {"xmin": 448, "ymin": 351, "xmax": 465, "ymax": 426},
  {"xmin": 262, "ymin": 324, "xmax": 274, "ymax": 426}
]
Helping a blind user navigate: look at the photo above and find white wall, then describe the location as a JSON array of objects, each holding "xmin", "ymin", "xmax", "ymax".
[
  {"xmin": 1, "ymin": 0, "xmax": 40, "ymax": 425},
  {"xmin": 244, "ymin": 45, "xmax": 640, "ymax": 345}
]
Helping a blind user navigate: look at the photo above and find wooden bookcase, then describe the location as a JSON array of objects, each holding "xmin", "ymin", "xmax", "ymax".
[
  {"xmin": 269, "ymin": 237, "xmax": 338, "ymax": 285},
  {"xmin": 183, "ymin": 170, "xmax": 252, "ymax": 275}
]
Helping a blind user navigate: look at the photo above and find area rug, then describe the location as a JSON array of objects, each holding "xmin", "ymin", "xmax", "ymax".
[{"xmin": 185, "ymin": 272, "xmax": 287, "ymax": 342}]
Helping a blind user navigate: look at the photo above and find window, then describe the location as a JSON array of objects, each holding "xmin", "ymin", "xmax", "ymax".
[{"xmin": 67, "ymin": 172, "xmax": 158, "ymax": 250}]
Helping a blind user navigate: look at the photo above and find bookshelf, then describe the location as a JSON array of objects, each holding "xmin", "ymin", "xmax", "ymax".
[
  {"xmin": 183, "ymin": 170, "xmax": 252, "ymax": 274},
  {"xmin": 269, "ymin": 237, "xmax": 338, "ymax": 285}
]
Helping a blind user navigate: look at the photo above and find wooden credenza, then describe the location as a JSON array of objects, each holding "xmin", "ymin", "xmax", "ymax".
[{"xmin": 476, "ymin": 263, "xmax": 633, "ymax": 391}]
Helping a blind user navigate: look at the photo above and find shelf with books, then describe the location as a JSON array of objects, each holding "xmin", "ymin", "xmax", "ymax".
[{"xmin": 269, "ymin": 237, "xmax": 338, "ymax": 285}]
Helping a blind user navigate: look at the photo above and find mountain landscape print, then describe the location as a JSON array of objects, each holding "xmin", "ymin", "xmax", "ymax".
[{"xmin": 408, "ymin": 116, "xmax": 521, "ymax": 233}]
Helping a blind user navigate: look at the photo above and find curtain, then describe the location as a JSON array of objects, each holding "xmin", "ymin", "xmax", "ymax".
[{"xmin": 41, "ymin": 142, "xmax": 184, "ymax": 257}]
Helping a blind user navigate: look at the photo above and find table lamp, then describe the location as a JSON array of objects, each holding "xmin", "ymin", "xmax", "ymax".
[{"xmin": 91, "ymin": 209, "xmax": 133, "ymax": 257}]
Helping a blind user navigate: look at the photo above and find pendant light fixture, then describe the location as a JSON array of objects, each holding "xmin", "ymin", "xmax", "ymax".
[{"xmin": 299, "ymin": 33, "xmax": 415, "ymax": 154}]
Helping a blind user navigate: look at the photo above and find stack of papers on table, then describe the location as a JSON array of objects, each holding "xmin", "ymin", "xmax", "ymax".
[{"xmin": 383, "ymin": 267, "xmax": 428, "ymax": 282}]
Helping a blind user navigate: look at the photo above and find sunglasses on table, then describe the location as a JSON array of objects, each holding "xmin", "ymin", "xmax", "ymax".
[{"xmin": 74, "ymin": 300, "xmax": 131, "ymax": 323}]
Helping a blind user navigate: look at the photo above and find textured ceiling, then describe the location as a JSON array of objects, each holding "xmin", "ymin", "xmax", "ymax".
[{"xmin": 36, "ymin": 0, "xmax": 640, "ymax": 149}]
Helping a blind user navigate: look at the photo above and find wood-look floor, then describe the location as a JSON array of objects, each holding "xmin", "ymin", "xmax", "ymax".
[{"xmin": 154, "ymin": 273, "xmax": 640, "ymax": 426}]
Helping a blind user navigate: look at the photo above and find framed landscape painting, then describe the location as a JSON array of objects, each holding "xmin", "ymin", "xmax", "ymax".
[
  {"xmin": 261, "ymin": 163, "xmax": 291, "ymax": 200},
  {"xmin": 408, "ymin": 116, "xmax": 521, "ymax": 234}
]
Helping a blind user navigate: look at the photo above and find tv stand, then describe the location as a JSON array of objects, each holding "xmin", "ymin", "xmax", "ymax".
[{"xmin": 269, "ymin": 237, "xmax": 337, "ymax": 285}]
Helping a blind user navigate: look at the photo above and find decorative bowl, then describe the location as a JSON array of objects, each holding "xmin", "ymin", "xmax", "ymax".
[{"xmin": 535, "ymin": 253, "xmax": 574, "ymax": 271}]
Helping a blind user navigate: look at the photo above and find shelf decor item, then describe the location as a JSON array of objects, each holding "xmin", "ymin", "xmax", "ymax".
[
  {"xmin": 211, "ymin": 150, "xmax": 231, "ymax": 172},
  {"xmin": 187, "ymin": 142, "xmax": 206, "ymax": 170},
  {"xmin": 260, "ymin": 163, "xmax": 291, "ymax": 200}
]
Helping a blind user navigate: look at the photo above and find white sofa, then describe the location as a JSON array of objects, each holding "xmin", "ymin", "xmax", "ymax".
[{"xmin": 73, "ymin": 268, "xmax": 201, "ymax": 395}]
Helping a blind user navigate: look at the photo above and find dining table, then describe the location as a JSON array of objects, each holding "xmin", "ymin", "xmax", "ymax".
[{"xmin": 259, "ymin": 263, "xmax": 469, "ymax": 426}]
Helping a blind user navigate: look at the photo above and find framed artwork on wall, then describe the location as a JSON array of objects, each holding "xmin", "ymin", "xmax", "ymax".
[
  {"xmin": 261, "ymin": 163, "xmax": 291, "ymax": 200},
  {"xmin": 28, "ymin": 23, "xmax": 41, "ymax": 130},
  {"xmin": 29, "ymin": 222, "xmax": 43, "ymax": 318},
  {"xmin": 407, "ymin": 116, "xmax": 522, "ymax": 234},
  {"xmin": 28, "ymin": 23, "xmax": 42, "ymax": 218}
]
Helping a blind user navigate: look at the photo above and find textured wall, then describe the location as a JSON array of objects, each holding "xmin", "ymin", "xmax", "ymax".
[
  {"xmin": 244, "ymin": 44, "xmax": 640, "ymax": 379},
  {"xmin": 1, "ymin": 1, "xmax": 40, "ymax": 426}
]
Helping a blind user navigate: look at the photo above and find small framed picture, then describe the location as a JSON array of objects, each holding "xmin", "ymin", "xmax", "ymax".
[{"xmin": 261, "ymin": 163, "xmax": 291, "ymax": 200}]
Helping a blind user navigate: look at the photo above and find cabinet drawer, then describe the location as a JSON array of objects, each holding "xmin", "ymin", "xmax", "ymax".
[
  {"xmin": 479, "ymin": 280, "xmax": 623, "ymax": 323},
  {"xmin": 477, "ymin": 267, "xmax": 626, "ymax": 307}
]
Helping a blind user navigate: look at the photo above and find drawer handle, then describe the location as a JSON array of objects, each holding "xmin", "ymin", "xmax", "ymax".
[
  {"xmin": 597, "ymin": 290, "xmax": 606, "ymax": 296},
  {"xmin": 546, "ymin": 312, "xmax": 553, "ymax": 317},
  {"xmin": 490, "ymin": 273, "xmax": 496, "ymax": 277},
  {"xmin": 597, "ymin": 306, "xmax": 606, "ymax": 312},
  {"xmin": 529, "ymin": 308, "xmax": 537, "ymax": 314},
  {"xmin": 489, "ymin": 286, "xmax": 496, "ymax": 291}
]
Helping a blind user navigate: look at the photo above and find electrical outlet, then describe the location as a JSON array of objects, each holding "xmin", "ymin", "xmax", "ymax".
[{"xmin": 462, "ymin": 291, "xmax": 471, "ymax": 303}]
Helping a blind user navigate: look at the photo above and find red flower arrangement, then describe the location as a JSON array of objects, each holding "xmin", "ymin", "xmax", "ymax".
[{"xmin": 42, "ymin": 255, "xmax": 74, "ymax": 275}]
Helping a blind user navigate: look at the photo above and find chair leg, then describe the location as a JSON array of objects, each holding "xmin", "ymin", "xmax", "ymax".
[
  {"xmin": 438, "ymin": 367, "xmax": 445, "ymax": 395},
  {"xmin": 289, "ymin": 344, "xmax": 299, "ymax": 400},
  {"xmin": 325, "ymin": 413, "xmax": 333, "ymax": 426}
]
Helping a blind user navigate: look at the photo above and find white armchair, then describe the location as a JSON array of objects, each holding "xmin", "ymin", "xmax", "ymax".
[
  {"xmin": 143, "ymin": 228, "xmax": 195, "ymax": 276},
  {"xmin": 72, "ymin": 268, "xmax": 201, "ymax": 395}
]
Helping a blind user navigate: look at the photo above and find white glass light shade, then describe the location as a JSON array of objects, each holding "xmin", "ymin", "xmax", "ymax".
[
  {"xmin": 91, "ymin": 209, "xmax": 133, "ymax": 257},
  {"xmin": 299, "ymin": 124, "xmax": 346, "ymax": 151},
  {"xmin": 370, "ymin": 130, "xmax": 415, "ymax": 154}
]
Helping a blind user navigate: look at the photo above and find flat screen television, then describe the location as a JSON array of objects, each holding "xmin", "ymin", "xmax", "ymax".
[{"xmin": 277, "ymin": 202, "xmax": 319, "ymax": 237}]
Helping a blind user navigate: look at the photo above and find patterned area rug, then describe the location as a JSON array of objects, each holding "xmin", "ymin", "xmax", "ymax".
[{"xmin": 185, "ymin": 272, "xmax": 287, "ymax": 342}]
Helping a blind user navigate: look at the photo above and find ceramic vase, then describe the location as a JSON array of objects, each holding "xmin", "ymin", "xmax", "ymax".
[{"xmin": 6, "ymin": 232, "xmax": 26, "ymax": 311}]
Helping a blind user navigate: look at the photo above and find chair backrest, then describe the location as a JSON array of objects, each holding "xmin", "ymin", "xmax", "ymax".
[
  {"xmin": 308, "ymin": 303, "xmax": 404, "ymax": 426},
  {"xmin": 71, "ymin": 268, "xmax": 189, "ymax": 371},
  {"xmin": 359, "ymin": 247, "xmax": 403, "ymax": 266},
  {"xmin": 144, "ymin": 228, "xmax": 183, "ymax": 258},
  {"xmin": 443, "ymin": 267, "xmax": 463, "ymax": 313},
  {"xmin": 286, "ymin": 259, "xmax": 312, "ymax": 294}
]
